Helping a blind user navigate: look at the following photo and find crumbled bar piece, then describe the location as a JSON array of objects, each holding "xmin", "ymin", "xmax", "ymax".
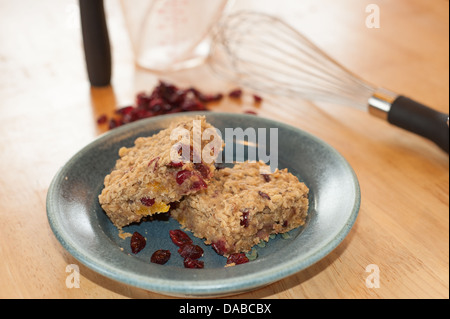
[
  {"xmin": 99, "ymin": 116, "xmax": 223, "ymax": 229},
  {"xmin": 171, "ymin": 161, "xmax": 309, "ymax": 256}
]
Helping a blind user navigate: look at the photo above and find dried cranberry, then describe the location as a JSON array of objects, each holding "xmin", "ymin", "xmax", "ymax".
[
  {"xmin": 190, "ymin": 177, "xmax": 207, "ymax": 191},
  {"xmin": 229, "ymin": 88, "xmax": 243, "ymax": 99},
  {"xmin": 167, "ymin": 161, "xmax": 184, "ymax": 168},
  {"xmin": 168, "ymin": 89, "xmax": 187, "ymax": 105},
  {"xmin": 116, "ymin": 106, "xmax": 134, "ymax": 115},
  {"xmin": 169, "ymin": 229, "xmax": 193, "ymax": 247},
  {"xmin": 121, "ymin": 112, "xmax": 134, "ymax": 124},
  {"xmin": 136, "ymin": 92, "xmax": 151, "ymax": 107},
  {"xmin": 180, "ymin": 99, "xmax": 205, "ymax": 112},
  {"xmin": 158, "ymin": 81, "xmax": 178, "ymax": 102},
  {"xmin": 211, "ymin": 240, "xmax": 227, "ymax": 256},
  {"xmin": 140, "ymin": 197, "xmax": 155, "ymax": 207},
  {"xmin": 187, "ymin": 87, "xmax": 200, "ymax": 96},
  {"xmin": 148, "ymin": 156, "xmax": 160, "ymax": 171},
  {"xmin": 184, "ymin": 258, "xmax": 204, "ymax": 269},
  {"xmin": 97, "ymin": 114, "xmax": 107, "ymax": 124},
  {"xmin": 162, "ymin": 103, "xmax": 174, "ymax": 112},
  {"xmin": 253, "ymin": 94, "xmax": 263, "ymax": 104},
  {"xmin": 198, "ymin": 93, "xmax": 224, "ymax": 103},
  {"xmin": 108, "ymin": 118, "xmax": 122, "ymax": 130},
  {"xmin": 194, "ymin": 163, "xmax": 210, "ymax": 179},
  {"xmin": 227, "ymin": 253, "xmax": 250, "ymax": 265},
  {"xmin": 105, "ymin": 81, "xmax": 222, "ymax": 131},
  {"xmin": 176, "ymin": 170, "xmax": 193, "ymax": 185},
  {"xmin": 130, "ymin": 232, "xmax": 146, "ymax": 254},
  {"xmin": 240, "ymin": 209, "xmax": 250, "ymax": 228},
  {"xmin": 131, "ymin": 108, "xmax": 151, "ymax": 120},
  {"xmin": 151, "ymin": 250, "xmax": 171, "ymax": 265},
  {"xmin": 175, "ymin": 144, "xmax": 194, "ymax": 163},
  {"xmin": 261, "ymin": 174, "xmax": 271, "ymax": 182},
  {"xmin": 178, "ymin": 244, "xmax": 204, "ymax": 260},
  {"xmin": 258, "ymin": 191, "xmax": 271, "ymax": 200},
  {"xmin": 149, "ymin": 97, "xmax": 164, "ymax": 110}
]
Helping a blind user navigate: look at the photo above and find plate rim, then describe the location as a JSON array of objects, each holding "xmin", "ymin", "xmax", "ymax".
[{"xmin": 46, "ymin": 112, "xmax": 360, "ymax": 297}]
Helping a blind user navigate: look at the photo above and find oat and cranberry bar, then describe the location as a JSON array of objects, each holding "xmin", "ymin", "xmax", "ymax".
[
  {"xmin": 171, "ymin": 161, "xmax": 309, "ymax": 256},
  {"xmin": 99, "ymin": 116, "xmax": 223, "ymax": 229}
]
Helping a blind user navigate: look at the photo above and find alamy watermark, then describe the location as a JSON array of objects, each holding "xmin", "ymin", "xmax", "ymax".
[
  {"xmin": 65, "ymin": 264, "xmax": 80, "ymax": 289},
  {"xmin": 169, "ymin": 120, "xmax": 279, "ymax": 173},
  {"xmin": 65, "ymin": 262, "xmax": 381, "ymax": 291},
  {"xmin": 365, "ymin": 264, "xmax": 380, "ymax": 289},
  {"xmin": 366, "ymin": 4, "xmax": 381, "ymax": 29}
]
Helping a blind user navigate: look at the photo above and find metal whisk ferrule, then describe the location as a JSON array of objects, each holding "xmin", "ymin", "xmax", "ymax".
[{"xmin": 368, "ymin": 88, "xmax": 398, "ymax": 121}]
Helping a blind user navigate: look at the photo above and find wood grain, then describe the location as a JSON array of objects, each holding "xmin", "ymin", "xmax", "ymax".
[{"xmin": 0, "ymin": 0, "xmax": 448, "ymax": 299}]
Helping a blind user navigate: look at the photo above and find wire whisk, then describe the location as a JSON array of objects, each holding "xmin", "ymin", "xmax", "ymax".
[{"xmin": 209, "ymin": 11, "xmax": 449, "ymax": 153}]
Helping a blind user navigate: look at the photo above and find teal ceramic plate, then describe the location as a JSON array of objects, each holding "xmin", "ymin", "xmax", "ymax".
[{"xmin": 47, "ymin": 112, "xmax": 360, "ymax": 297}]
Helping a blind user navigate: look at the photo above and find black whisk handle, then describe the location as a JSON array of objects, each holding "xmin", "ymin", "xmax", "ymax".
[
  {"xmin": 79, "ymin": 0, "xmax": 111, "ymax": 87},
  {"xmin": 388, "ymin": 96, "xmax": 449, "ymax": 153}
]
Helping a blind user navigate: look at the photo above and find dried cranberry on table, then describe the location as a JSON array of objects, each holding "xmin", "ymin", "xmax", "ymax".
[
  {"xmin": 130, "ymin": 231, "xmax": 146, "ymax": 254},
  {"xmin": 115, "ymin": 105, "xmax": 134, "ymax": 116},
  {"xmin": 97, "ymin": 81, "xmax": 263, "ymax": 129},
  {"xmin": 253, "ymin": 94, "xmax": 263, "ymax": 104},
  {"xmin": 199, "ymin": 93, "xmax": 224, "ymax": 103},
  {"xmin": 96, "ymin": 114, "xmax": 107, "ymax": 124},
  {"xmin": 108, "ymin": 118, "xmax": 122, "ymax": 130},
  {"xmin": 228, "ymin": 88, "xmax": 243, "ymax": 99},
  {"xmin": 97, "ymin": 81, "xmax": 225, "ymax": 130}
]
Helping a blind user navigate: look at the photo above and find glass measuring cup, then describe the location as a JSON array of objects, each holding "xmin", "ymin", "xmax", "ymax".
[{"xmin": 120, "ymin": 0, "xmax": 230, "ymax": 72}]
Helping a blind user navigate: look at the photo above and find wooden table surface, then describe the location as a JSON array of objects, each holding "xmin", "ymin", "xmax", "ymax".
[{"xmin": 0, "ymin": 0, "xmax": 448, "ymax": 299}]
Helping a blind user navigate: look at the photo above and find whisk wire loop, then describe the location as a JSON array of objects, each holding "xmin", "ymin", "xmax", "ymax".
[{"xmin": 209, "ymin": 11, "xmax": 376, "ymax": 110}]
